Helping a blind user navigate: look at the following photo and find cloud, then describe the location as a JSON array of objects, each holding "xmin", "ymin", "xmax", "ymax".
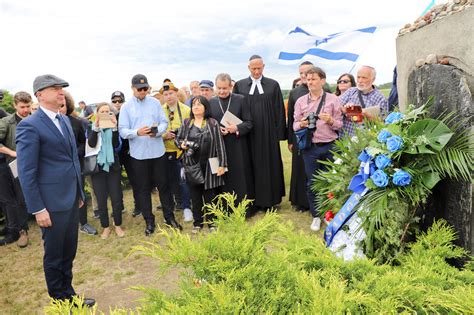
[{"xmin": 0, "ymin": 0, "xmax": 432, "ymax": 102}]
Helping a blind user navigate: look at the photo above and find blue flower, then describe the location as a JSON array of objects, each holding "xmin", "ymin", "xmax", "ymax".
[
  {"xmin": 385, "ymin": 112, "xmax": 404, "ymax": 124},
  {"xmin": 358, "ymin": 150, "xmax": 372, "ymax": 163},
  {"xmin": 370, "ymin": 170, "xmax": 389, "ymax": 188},
  {"xmin": 377, "ymin": 129, "xmax": 392, "ymax": 143},
  {"xmin": 386, "ymin": 136, "xmax": 404, "ymax": 152},
  {"xmin": 375, "ymin": 154, "xmax": 392, "ymax": 170},
  {"xmin": 392, "ymin": 170, "xmax": 412, "ymax": 186}
]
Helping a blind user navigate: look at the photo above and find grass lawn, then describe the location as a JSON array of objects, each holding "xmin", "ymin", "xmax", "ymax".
[{"xmin": 0, "ymin": 142, "xmax": 320, "ymax": 313}]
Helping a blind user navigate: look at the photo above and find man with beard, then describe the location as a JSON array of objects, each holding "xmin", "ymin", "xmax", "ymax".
[
  {"xmin": 209, "ymin": 73, "xmax": 253, "ymax": 206},
  {"xmin": 287, "ymin": 61, "xmax": 313, "ymax": 212},
  {"xmin": 339, "ymin": 65, "xmax": 388, "ymax": 137},
  {"xmin": 233, "ymin": 55, "xmax": 286, "ymax": 213}
]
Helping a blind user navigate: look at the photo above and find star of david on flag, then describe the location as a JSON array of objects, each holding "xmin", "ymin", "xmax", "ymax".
[{"xmin": 278, "ymin": 26, "xmax": 377, "ymax": 65}]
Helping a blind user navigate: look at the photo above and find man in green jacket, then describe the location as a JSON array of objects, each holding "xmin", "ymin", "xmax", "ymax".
[{"xmin": 0, "ymin": 91, "xmax": 32, "ymax": 247}]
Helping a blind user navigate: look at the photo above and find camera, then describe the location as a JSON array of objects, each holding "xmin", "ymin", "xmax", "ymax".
[
  {"xmin": 306, "ymin": 112, "xmax": 318, "ymax": 130},
  {"xmin": 184, "ymin": 140, "xmax": 200, "ymax": 157},
  {"xmin": 170, "ymin": 128, "xmax": 179, "ymax": 134}
]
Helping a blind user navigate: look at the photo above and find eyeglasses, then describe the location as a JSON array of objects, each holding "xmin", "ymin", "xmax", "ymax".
[
  {"xmin": 137, "ymin": 87, "xmax": 148, "ymax": 92},
  {"xmin": 337, "ymin": 80, "xmax": 350, "ymax": 84},
  {"xmin": 111, "ymin": 100, "xmax": 123, "ymax": 104}
]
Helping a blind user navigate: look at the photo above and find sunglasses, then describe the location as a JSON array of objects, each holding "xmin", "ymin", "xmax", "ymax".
[
  {"xmin": 137, "ymin": 87, "xmax": 149, "ymax": 92},
  {"xmin": 168, "ymin": 110, "xmax": 175, "ymax": 121},
  {"xmin": 337, "ymin": 80, "xmax": 350, "ymax": 84},
  {"xmin": 111, "ymin": 100, "xmax": 123, "ymax": 104}
]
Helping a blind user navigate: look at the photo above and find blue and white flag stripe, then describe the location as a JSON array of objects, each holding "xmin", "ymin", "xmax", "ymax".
[{"xmin": 279, "ymin": 26, "xmax": 377, "ymax": 65}]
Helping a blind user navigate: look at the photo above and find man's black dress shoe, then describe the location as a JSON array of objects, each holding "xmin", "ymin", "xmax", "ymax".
[
  {"xmin": 165, "ymin": 219, "xmax": 183, "ymax": 231},
  {"xmin": 132, "ymin": 209, "xmax": 142, "ymax": 217},
  {"xmin": 145, "ymin": 223, "xmax": 155, "ymax": 236},
  {"xmin": 67, "ymin": 296, "xmax": 96, "ymax": 308},
  {"xmin": 0, "ymin": 232, "xmax": 20, "ymax": 246},
  {"xmin": 82, "ymin": 297, "xmax": 96, "ymax": 307}
]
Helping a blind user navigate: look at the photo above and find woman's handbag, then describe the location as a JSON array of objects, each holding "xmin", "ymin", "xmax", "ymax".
[
  {"xmin": 183, "ymin": 161, "xmax": 205, "ymax": 185},
  {"xmin": 82, "ymin": 155, "xmax": 100, "ymax": 176},
  {"xmin": 83, "ymin": 128, "xmax": 102, "ymax": 176}
]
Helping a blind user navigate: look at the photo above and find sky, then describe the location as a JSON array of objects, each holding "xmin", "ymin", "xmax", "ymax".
[{"xmin": 0, "ymin": 0, "xmax": 435, "ymax": 104}]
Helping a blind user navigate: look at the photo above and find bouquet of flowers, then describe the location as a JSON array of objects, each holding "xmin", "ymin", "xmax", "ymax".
[{"xmin": 313, "ymin": 99, "xmax": 473, "ymax": 263}]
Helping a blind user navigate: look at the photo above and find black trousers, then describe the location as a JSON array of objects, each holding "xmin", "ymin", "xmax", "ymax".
[
  {"xmin": 42, "ymin": 199, "xmax": 79, "ymax": 300},
  {"xmin": 120, "ymin": 153, "xmax": 139, "ymax": 211},
  {"xmin": 0, "ymin": 162, "xmax": 28, "ymax": 233},
  {"xmin": 131, "ymin": 156, "xmax": 175, "ymax": 225},
  {"xmin": 90, "ymin": 167, "xmax": 123, "ymax": 228},
  {"xmin": 78, "ymin": 175, "xmax": 88, "ymax": 225},
  {"xmin": 189, "ymin": 183, "xmax": 221, "ymax": 228}
]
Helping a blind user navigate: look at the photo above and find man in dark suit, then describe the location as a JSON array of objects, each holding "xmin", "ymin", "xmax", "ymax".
[{"xmin": 16, "ymin": 74, "xmax": 95, "ymax": 307}]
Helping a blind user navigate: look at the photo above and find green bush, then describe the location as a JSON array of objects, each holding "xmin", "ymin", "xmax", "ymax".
[
  {"xmin": 132, "ymin": 194, "xmax": 473, "ymax": 314},
  {"xmin": 46, "ymin": 194, "xmax": 474, "ymax": 314}
]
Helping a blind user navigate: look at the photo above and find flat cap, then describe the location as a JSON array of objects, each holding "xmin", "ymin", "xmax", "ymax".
[
  {"xmin": 33, "ymin": 74, "xmax": 69, "ymax": 93},
  {"xmin": 199, "ymin": 80, "xmax": 214, "ymax": 89}
]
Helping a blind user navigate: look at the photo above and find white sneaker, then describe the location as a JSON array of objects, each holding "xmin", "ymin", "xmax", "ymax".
[
  {"xmin": 183, "ymin": 208, "xmax": 193, "ymax": 222},
  {"xmin": 310, "ymin": 217, "xmax": 321, "ymax": 231}
]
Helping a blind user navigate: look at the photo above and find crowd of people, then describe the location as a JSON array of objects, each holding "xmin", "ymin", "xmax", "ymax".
[{"xmin": 0, "ymin": 56, "xmax": 393, "ymax": 306}]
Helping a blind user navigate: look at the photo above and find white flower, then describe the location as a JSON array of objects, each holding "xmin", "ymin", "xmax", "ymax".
[
  {"xmin": 351, "ymin": 136, "xmax": 359, "ymax": 143},
  {"xmin": 334, "ymin": 158, "xmax": 343, "ymax": 165}
]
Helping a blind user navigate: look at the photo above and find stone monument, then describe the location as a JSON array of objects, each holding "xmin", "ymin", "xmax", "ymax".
[{"xmin": 396, "ymin": 2, "xmax": 473, "ymax": 253}]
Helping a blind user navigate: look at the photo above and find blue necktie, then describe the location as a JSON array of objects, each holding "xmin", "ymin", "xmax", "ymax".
[{"xmin": 56, "ymin": 114, "xmax": 70, "ymax": 140}]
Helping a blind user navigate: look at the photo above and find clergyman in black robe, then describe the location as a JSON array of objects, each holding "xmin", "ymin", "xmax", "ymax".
[
  {"xmin": 233, "ymin": 55, "xmax": 286, "ymax": 210},
  {"xmin": 209, "ymin": 74, "xmax": 254, "ymax": 205}
]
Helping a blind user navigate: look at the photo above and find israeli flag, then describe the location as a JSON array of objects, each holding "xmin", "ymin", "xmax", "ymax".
[{"xmin": 278, "ymin": 26, "xmax": 377, "ymax": 65}]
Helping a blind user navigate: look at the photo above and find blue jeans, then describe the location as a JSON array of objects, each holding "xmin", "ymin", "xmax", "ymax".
[
  {"xmin": 301, "ymin": 142, "xmax": 334, "ymax": 218},
  {"xmin": 167, "ymin": 153, "xmax": 191, "ymax": 209}
]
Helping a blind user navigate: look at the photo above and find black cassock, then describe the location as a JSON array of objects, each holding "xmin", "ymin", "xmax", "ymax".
[
  {"xmin": 209, "ymin": 94, "xmax": 254, "ymax": 204},
  {"xmin": 287, "ymin": 84, "xmax": 310, "ymax": 210},
  {"xmin": 233, "ymin": 76, "xmax": 286, "ymax": 208}
]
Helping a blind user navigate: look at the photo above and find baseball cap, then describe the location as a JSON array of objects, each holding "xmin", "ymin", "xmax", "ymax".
[
  {"xmin": 159, "ymin": 82, "xmax": 179, "ymax": 94},
  {"xmin": 111, "ymin": 91, "xmax": 125, "ymax": 101},
  {"xmin": 131, "ymin": 74, "xmax": 150, "ymax": 89}
]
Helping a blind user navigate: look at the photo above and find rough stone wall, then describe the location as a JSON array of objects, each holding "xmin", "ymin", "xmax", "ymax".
[
  {"xmin": 396, "ymin": 5, "xmax": 473, "ymax": 110},
  {"xmin": 408, "ymin": 64, "xmax": 473, "ymax": 253}
]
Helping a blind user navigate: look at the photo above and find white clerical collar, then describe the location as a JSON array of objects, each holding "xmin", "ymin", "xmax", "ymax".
[{"xmin": 249, "ymin": 76, "xmax": 264, "ymax": 95}]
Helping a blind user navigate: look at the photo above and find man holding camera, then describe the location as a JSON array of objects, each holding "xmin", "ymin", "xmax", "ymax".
[
  {"xmin": 118, "ymin": 74, "xmax": 182, "ymax": 236},
  {"xmin": 160, "ymin": 82, "xmax": 192, "ymax": 222},
  {"xmin": 293, "ymin": 66, "xmax": 343, "ymax": 232}
]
